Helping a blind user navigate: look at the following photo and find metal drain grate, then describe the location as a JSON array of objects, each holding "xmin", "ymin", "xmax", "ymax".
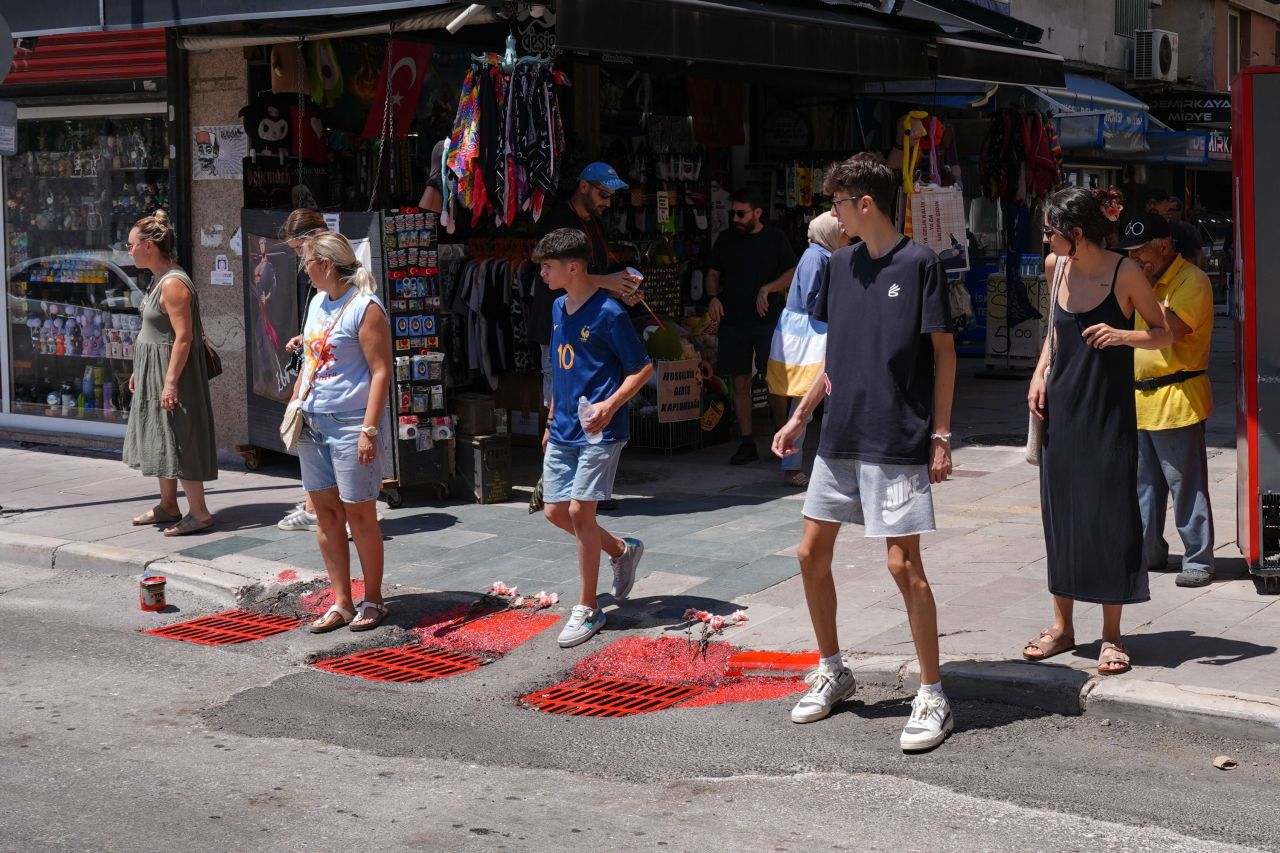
[
  {"xmin": 313, "ymin": 645, "xmax": 485, "ymax": 683},
  {"xmin": 145, "ymin": 610, "xmax": 302, "ymax": 646},
  {"xmin": 522, "ymin": 677, "xmax": 704, "ymax": 717}
]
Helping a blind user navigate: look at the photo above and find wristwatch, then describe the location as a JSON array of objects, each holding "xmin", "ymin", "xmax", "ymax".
[{"xmin": 360, "ymin": 425, "xmax": 379, "ymax": 437}]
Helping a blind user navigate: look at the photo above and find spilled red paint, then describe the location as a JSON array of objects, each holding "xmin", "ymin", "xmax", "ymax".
[
  {"xmin": 276, "ymin": 569, "xmax": 300, "ymax": 584},
  {"xmin": 568, "ymin": 637, "xmax": 805, "ymax": 710},
  {"xmin": 571, "ymin": 636, "xmax": 738, "ymax": 688},
  {"xmin": 725, "ymin": 650, "xmax": 819, "ymax": 677},
  {"xmin": 677, "ymin": 677, "xmax": 805, "ymax": 709},
  {"xmin": 413, "ymin": 603, "xmax": 559, "ymax": 656},
  {"xmin": 300, "ymin": 579, "xmax": 367, "ymax": 615}
]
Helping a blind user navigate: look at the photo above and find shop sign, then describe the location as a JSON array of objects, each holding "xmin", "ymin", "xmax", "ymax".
[
  {"xmin": 0, "ymin": 101, "xmax": 16, "ymax": 157},
  {"xmin": 517, "ymin": 13, "xmax": 556, "ymax": 56},
  {"xmin": 1147, "ymin": 92, "xmax": 1231, "ymax": 127},
  {"xmin": 656, "ymin": 358, "xmax": 702, "ymax": 423},
  {"xmin": 1208, "ymin": 129, "xmax": 1232, "ymax": 161},
  {"xmin": 760, "ymin": 109, "xmax": 810, "ymax": 153}
]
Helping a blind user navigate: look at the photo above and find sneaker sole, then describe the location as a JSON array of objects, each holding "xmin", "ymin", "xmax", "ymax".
[
  {"xmin": 557, "ymin": 615, "xmax": 607, "ymax": 649},
  {"xmin": 612, "ymin": 542, "xmax": 643, "ymax": 601},
  {"xmin": 900, "ymin": 712, "xmax": 955, "ymax": 752},
  {"xmin": 790, "ymin": 677, "xmax": 857, "ymax": 724}
]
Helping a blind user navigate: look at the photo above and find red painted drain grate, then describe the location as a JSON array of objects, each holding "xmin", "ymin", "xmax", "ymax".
[
  {"xmin": 145, "ymin": 610, "xmax": 302, "ymax": 645},
  {"xmin": 522, "ymin": 677, "xmax": 704, "ymax": 717},
  {"xmin": 313, "ymin": 645, "xmax": 485, "ymax": 683}
]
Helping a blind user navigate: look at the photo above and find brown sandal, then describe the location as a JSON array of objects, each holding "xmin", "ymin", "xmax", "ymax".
[
  {"xmin": 1098, "ymin": 641, "xmax": 1132, "ymax": 675},
  {"xmin": 349, "ymin": 600, "xmax": 388, "ymax": 632},
  {"xmin": 1022, "ymin": 628, "xmax": 1075, "ymax": 661},
  {"xmin": 309, "ymin": 604, "xmax": 355, "ymax": 634},
  {"xmin": 133, "ymin": 505, "xmax": 182, "ymax": 526}
]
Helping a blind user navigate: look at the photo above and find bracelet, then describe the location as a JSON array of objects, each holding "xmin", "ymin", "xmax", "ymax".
[{"xmin": 930, "ymin": 432, "xmax": 952, "ymax": 442}]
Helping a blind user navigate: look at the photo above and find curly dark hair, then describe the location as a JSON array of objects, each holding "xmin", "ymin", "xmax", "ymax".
[
  {"xmin": 1045, "ymin": 187, "xmax": 1116, "ymax": 255},
  {"xmin": 822, "ymin": 152, "xmax": 896, "ymax": 218}
]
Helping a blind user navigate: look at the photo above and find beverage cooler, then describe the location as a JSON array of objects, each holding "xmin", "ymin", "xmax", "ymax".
[
  {"xmin": 0, "ymin": 107, "xmax": 172, "ymax": 438},
  {"xmin": 1231, "ymin": 66, "xmax": 1280, "ymax": 592},
  {"xmin": 238, "ymin": 207, "xmax": 451, "ymax": 507}
]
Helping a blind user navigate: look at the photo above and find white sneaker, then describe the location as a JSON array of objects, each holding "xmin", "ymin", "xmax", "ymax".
[
  {"xmin": 610, "ymin": 537, "xmax": 644, "ymax": 601},
  {"xmin": 278, "ymin": 507, "xmax": 318, "ymax": 531},
  {"xmin": 900, "ymin": 688, "xmax": 954, "ymax": 752},
  {"xmin": 557, "ymin": 604, "xmax": 607, "ymax": 648},
  {"xmin": 790, "ymin": 662, "xmax": 857, "ymax": 723}
]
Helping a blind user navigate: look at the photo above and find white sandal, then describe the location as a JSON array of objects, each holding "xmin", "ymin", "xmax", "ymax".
[
  {"xmin": 309, "ymin": 604, "xmax": 355, "ymax": 634},
  {"xmin": 349, "ymin": 600, "xmax": 388, "ymax": 632}
]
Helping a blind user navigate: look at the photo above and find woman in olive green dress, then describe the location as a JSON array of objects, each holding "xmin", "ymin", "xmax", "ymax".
[{"xmin": 122, "ymin": 210, "xmax": 218, "ymax": 535}]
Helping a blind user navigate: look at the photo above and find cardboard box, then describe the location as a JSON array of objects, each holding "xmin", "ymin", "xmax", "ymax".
[
  {"xmin": 450, "ymin": 393, "xmax": 496, "ymax": 437},
  {"xmin": 494, "ymin": 371, "xmax": 544, "ymax": 448}
]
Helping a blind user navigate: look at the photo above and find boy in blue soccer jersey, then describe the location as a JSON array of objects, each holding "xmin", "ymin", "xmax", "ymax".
[{"xmin": 535, "ymin": 228, "xmax": 654, "ymax": 648}]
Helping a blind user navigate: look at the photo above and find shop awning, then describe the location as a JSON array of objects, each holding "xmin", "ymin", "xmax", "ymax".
[
  {"xmin": 934, "ymin": 35, "xmax": 1062, "ymax": 87},
  {"xmin": 1031, "ymin": 73, "xmax": 1151, "ymax": 153},
  {"xmin": 5, "ymin": 0, "xmax": 466, "ymax": 36},
  {"xmin": 556, "ymin": 0, "xmax": 935, "ymax": 79}
]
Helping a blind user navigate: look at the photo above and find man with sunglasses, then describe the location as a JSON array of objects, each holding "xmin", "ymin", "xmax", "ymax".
[{"xmin": 707, "ymin": 189, "xmax": 797, "ymax": 465}]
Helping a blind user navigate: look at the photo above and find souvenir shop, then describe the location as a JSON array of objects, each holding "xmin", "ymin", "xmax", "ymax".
[
  {"xmin": 201, "ymin": 1, "xmax": 1069, "ymax": 495},
  {"xmin": 0, "ymin": 28, "xmax": 181, "ymax": 443}
]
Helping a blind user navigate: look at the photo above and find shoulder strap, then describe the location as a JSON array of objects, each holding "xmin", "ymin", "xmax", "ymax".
[
  {"xmin": 1109, "ymin": 256, "xmax": 1123, "ymax": 295},
  {"xmin": 1047, "ymin": 257, "xmax": 1066, "ymax": 368}
]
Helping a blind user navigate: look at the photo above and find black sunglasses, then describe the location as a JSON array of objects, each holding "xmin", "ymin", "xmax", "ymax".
[{"xmin": 731, "ymin": 209, "xmax": 752, "ymax": 219}]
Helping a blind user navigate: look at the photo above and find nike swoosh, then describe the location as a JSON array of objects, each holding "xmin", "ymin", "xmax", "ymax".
[
  {"xmin": 881, "ymin": 479, "xmax": 918, "ymax": 526},
  {"xmin": 881, "ymin": 501, "xmax": 914, "ymax": 527}
]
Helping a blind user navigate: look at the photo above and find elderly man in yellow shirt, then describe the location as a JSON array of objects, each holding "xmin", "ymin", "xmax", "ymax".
[{"xmin": 1116, "ymin": 212, "xmax": 1215, "ymax": 587}]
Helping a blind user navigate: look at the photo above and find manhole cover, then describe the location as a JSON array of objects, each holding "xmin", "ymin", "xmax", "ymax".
[
  {"xmin": 522, "ymin": 677, "xmax": 703, "ymax": 717},
  {"xmin": 963, "ymin": 432, "xmax": 1026, "ymax": 447},
  {"xmin": 313, "ymin": 645, "xmax": 485, "ymax": 682},
  {"xmin": 145, "ymin": 610, "xmax": 301, "ymax": 646}
]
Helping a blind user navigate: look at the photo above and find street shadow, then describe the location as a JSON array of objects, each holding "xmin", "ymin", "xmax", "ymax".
[
  {"xmin": 603, "ymin": 593, "xmax": 742, "ymax": 631},
  {"xmin": 381, "ymin": 513, "xmax": 458, "ymax": 538},
  {"xmin": 1072, "ymin": 631, "xmax": 1277, "ymax": 669},
  {"xmin": 835, "ymin": 692, "xmax": 1054, "ymax": 734}
]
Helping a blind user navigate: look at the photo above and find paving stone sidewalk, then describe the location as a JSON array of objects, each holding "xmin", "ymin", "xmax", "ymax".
[{"xmin": 3, "ymin": 317, "xmax": 1276, "ymax": 700}]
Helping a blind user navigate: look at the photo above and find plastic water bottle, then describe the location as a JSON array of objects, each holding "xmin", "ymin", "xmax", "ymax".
[{"xmin": 578, "ymin": 396, "xmax": 603, "ymax": 445}]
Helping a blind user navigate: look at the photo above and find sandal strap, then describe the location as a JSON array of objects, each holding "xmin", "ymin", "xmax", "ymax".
[
  {"xmin": 354, "ymin": 600, "xmax": 387, "ymax": 618},
  {"xmin": 313, "ymin": 603, "xmax": 354, "ymax": 624}
]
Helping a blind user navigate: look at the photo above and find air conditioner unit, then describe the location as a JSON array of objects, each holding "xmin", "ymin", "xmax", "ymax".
[{"xmin": 1135, "ymin": 28, "xmax": 1178, "ymax": 82}]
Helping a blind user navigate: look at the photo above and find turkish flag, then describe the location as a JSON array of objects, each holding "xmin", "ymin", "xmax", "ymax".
[{"xmin": 361, "ymin": 40, "xmax": 434, "ymax": 140}]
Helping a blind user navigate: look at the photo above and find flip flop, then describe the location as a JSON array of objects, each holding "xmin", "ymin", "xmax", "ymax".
[
  {"xmin": 349, "ymin": 600, "xmax": 388, "ymax": 632},
  {"xmin": 1098, "ymin": 641, "xmax": 1132, "ymax": 675},
  {"xmin": 1022, "ymin": 628, "xmax": 1075, "ymax": 661},
  {"xmin": 162, "ymin": 514, "xmax": 215, "ymax": 537},
  {"xmin": 133, "ymin": 505, "xmax": 182, "ymax": 526},
  {"xmin": 309, "ymin": 604, "xmax": 355, "ymax": 634}
]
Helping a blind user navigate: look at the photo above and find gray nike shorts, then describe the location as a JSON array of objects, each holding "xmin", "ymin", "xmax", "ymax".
[{"xmin": 801, "ymin": 455, "xmax": 936, "ymax": 538}]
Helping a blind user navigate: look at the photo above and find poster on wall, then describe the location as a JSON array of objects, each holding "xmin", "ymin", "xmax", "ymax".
[
  {"xmin": 909, "ymin": 186, "xmax": 970, "ymax": 274},
  {"xmin": 193, "ymin": 125, "xmax": 247, "ymax": 180},
  {"xmin": 245, "ymin": 234, "xmax": 298, "ymax": 402}
]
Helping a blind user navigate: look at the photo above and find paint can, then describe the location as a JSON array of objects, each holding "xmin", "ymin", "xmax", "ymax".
[{"xmin": 139, "ymin": 575, "xmax": 167, "ymax": 611}]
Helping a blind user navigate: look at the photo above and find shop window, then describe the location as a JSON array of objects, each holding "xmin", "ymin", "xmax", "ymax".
[
  {"xmin": 3, "ymin": 114, "xmax": 170, "ymax": 426},
  {"xmin": 1114, "ymin": 0, "xmax": 1149, "ymax": 38}
]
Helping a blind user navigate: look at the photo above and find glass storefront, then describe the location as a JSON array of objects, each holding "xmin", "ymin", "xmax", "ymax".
[{"xmin": 1, "ymin": 106, "xmax": 172, "ymax": 435}]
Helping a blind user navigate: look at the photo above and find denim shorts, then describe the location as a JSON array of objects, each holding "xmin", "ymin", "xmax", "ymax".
[
  {"xmin": 802, "ymin": 455, "xmax": 935, "ymax": 538},
  {"xmin": 542, "ymin": 440, "xmax": 627, "ymax": 504},
  {"xmin": 297, "ymin": 409, "xmax": 383, "ymax": 504}
]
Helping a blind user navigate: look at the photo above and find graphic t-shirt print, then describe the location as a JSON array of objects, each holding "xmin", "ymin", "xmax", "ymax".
[{"xmin": 304, "ymin": 325, "xmax": 339, "ymax": 384}]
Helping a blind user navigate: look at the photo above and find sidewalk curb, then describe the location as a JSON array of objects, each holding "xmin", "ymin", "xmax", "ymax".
[
  {"xmin": 1085, "ymin": 678, "xmax": 1280, "ymax": 743},
  {"xmin": 0, "ymin": 531, "xmax": 309, "ymax": 607}
]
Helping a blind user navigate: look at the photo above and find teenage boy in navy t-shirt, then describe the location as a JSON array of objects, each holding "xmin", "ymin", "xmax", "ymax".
[
  {"xmin": 772, "ymin": 153, "xmax": 958, "ymax": 752},
  {"xmin": 535, "ymin": 228, "xmax": 654, "ymax": 648}
]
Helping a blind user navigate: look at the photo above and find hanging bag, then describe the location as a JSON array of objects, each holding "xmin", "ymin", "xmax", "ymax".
[
  {"xmin": 1026, "ymin": 257, "xmax": 1064, "ymax": 465},
  {"xmin": 280, "ymin": 291, "xmax": 358, "ymax": 451}
]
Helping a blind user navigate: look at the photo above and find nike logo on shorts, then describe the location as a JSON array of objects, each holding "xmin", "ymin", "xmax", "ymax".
[{"xmin": 881, "ymin": 476, "xmax": 918, "ymax": 526}]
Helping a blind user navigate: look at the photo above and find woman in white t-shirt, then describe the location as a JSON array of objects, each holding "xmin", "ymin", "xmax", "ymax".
[{"xmin": 290, "ymin": 232, "xmax": 392, "ymax": 633}]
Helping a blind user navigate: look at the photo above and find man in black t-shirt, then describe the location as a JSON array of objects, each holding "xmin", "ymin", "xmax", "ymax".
[
  {"xmin": 772, "ymin": 153, "xmax": 957, "ymax": 753},
  {"xmin": 707, "ymin": 189, "xmax": 797, "ymax": 465}
]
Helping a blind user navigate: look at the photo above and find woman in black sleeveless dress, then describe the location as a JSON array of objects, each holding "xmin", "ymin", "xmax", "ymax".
[{"xmin": 1023, "ymin": 188, "xmax": 1174, "ymax": 675}]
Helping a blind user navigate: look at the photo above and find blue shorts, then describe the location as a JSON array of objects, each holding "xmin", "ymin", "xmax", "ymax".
[
  {"xmin": 297, "ymin": 409, "xmax": 384, "ymax": 504},
  {"xmin": 542, "ymin": 440, "xmax": 627, "ymax": 504}
]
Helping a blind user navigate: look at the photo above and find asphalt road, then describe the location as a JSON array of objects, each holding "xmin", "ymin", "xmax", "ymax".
[{"xmin": 2, "ymin": 563, "xmax": 1277, "ymax": 853}]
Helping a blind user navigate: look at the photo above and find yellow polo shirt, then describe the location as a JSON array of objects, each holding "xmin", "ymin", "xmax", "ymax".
[{"xmin": 1134, "ymin": 255, "xmax": 1214, "ymax": 430}]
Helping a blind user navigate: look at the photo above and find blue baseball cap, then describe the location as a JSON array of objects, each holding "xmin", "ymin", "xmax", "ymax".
[{"xmin": 578, "ymin": 161, "xmax": 629, "ymax": 192}]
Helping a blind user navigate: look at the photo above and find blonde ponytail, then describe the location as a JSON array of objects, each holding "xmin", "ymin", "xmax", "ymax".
[{"xmin": 303, "ymin": 231, "xmax": 378, "ymax": 296}]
